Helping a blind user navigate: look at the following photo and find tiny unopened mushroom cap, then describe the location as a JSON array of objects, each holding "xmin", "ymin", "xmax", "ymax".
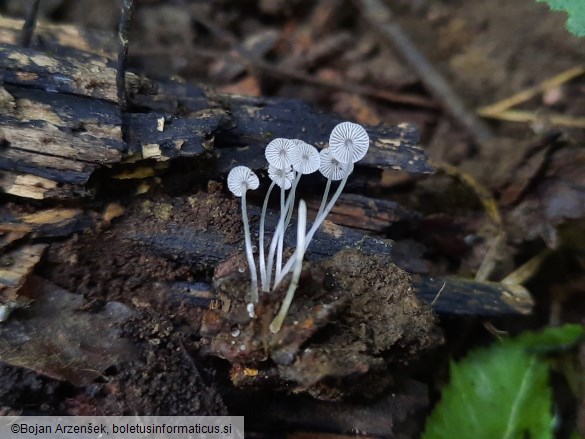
[
  {"xmin": 265, "ymin": 138, "xmax": 295, "ymax": 169},
  {"xmin": 329, "ymin": 121, "xmax": 370, "ymax": 164},
  {"xmin": 290, "ymin": 140, "xmax": 320, "ymax": 174},
  {"xmin": 319, "ymin": 148, "xmax": 354, "ymax": 180},
  {"xmin": 227, "ymin": 166, "xmax": 259, "ymax": 197},
  {"xmin": 268, "ymin": 164, "xmax": 294, "ymax": 189}
]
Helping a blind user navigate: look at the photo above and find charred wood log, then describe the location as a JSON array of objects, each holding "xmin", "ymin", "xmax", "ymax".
[
  {"xmin": 0, "ymin": 17, "xmax": 431, "ymax": 200},
  {"xmin": 123, "ymin": 194, "xmax": 532, "ymax": 316},
  {"xmin": 0, "ymin": 20, "xmax": 432, "ymax": 199}
]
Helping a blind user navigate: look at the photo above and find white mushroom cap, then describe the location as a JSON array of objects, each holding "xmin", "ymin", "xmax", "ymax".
[
  {"xmin": 265, "ymin": 138, "xmax": 295, "ymax": 169},
  {"xmin": 319, "ymin": 148, "xmax": 354, "ymax": 180},
  {"xmin": 268, "ymin": 164, "xmax": 294, "ymax": 189},
  {"xmin": 290, "ymin": 139, "xmax": 320, "ymax": 174},
  {"xmin": 329, "ymin": 121, "xmax": 370, "ymax": 164},
  {"xmin": 227, "ymin": 166, "xmax": 259, "ymax": 197}
]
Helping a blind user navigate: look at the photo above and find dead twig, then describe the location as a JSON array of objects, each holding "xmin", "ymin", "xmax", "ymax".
[
  {"xmin": 116, "ymin": 0, "xmax": 135, "ymax": 111},
  {"xmin": 19, "ymin": 0, "xmax": 41, "ymax": 47},
  {"xmin": 439, "ymin": 162, "xmax": 501, "ymax": 226},
  {"xmin": 430, "ymin": 282, "xmax": 446, "ymax": 307},
  {"xmin": 477, "ymin": 65, "xmax": 585, "ymax": 129},
  {"xmin": 353, "ymin": 0, "xmax": 495, "ymax": 145},
  {"xmin": 190, "ymin": 17, "xmax": 438, "ymax": 109},
  {"xmin": 439, "ymin": 161, "xmax": 504, "ymax": 282},
  {"xmin": 478, "ymin": 65, "xmax": 585, "ymax": 117},
  {"xmin": 501, "ymin": 250, "xmax": 550, "ymax": 287},
  {"xmin": 253, "ymin": 55, "xmax": 437, "ymax": 108},
  {"xmin": 479, "ymin": 109, "xmax": 585, "ymax": 129}
]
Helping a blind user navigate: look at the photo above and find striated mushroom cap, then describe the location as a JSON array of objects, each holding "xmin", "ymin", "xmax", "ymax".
[
  {"xmin": 319, "ymin": 148, "xmax": 354, "ymax": 181},
  {"xmin": 268, "ymin": 164, "xmax": 294, "ymax": 190},
  {"xmin": 290, "ymin": 139, "xmax": 320, "ymax": 175},
  {"xmin": 265, "ymin": 138, "xmax": 295, "ymax": 169},
  {"xmin": 227, "ymin": 166, "xmax": 259, "ymax": 197},
  {"xmin": 329, "ymin": 121, "xmax": 370, "ymax": 164}
]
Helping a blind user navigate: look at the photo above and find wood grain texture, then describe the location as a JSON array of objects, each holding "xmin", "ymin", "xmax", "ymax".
[{"xmin": 0, "ymin": 18, "xmax": 433, "ymax": 199}]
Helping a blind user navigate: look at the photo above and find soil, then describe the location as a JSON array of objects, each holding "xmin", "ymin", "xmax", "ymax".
[
  {"xmin": 206, "ymin": 247, "xmax": 440, "ymax": 400},
  {"xmin": 0, "ymin": 363, "xmax": 74, "ymax": 414},
  {"xmin": 21, "ymin": 189, "xmax": 232, "ymax": 415},
  {"xmin": 32, "ymin": 185, "xmax": 240, "ymax": 415},
  {"xmin": 42, "ymin": 182, "xmax": 241, "ymax": 306}
]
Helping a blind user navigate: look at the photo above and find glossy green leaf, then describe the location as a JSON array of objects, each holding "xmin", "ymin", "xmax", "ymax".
[
  {"xmin": 537, "ymin": 0, "xmax": 585, "ymax": 36},
  {"xmin": 423, "ymin": 325, "xmax": 584, "ymax": 439}
]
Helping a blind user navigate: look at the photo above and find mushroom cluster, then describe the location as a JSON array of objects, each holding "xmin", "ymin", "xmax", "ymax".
[{"xmin": 227, "ymin": 122, "xmax": 370, "ymax": 332}]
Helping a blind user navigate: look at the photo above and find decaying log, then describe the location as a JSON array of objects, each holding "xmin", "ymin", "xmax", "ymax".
[
  {"xmin": 414, "ymin": 275, "xmax": 533, "ymax": 316},
  {"xmin": 0, "ymin": 16, "xmax": 431, "ymax": 200},
  {"xmin": 0, "ymin": 244, "xmax": 46, "ymax": 301},
  {"xmin": 165, "ymin": 276, "xmax": 532, "ymax": 317},
  {"xmin": 123, "ymin": 197, "xmax": 532, "ymax": 316},
  {"xmin": 0, "ymin": 170, "xmax": 79, "ymax": 199},
  {"xmin": 0, "ymin": 207, "xmax": 89, "ymax": 240},
  {"xmin": 0, "ymin": 84, "xmax": 124, "ymax": 183},
  {"xmin": 307, "ymin": 193, "xmax": 421, "ymax": 233}
]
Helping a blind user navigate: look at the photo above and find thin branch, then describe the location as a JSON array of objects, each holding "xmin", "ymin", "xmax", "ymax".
[
  {"xmin": 478, "ymin": 65, "xmax": 585, "ymax": 117},
  {"xmin": 190, "ymin": 17, "xmax": 438, "ymax": 109},
  {"xmin": 20, "ymin": 0, "xmax": 41, "ymax": 47},
  {"xmin": 116, "ymin": 0, "xmax": 135, "ymax": 111},
  {"xmin": 353, "ymin": 0, "xmax": 495, "ymax": 145},
  {"xmin": 480, "ymin": 109, "xmax": 585, "ymax": 129}
]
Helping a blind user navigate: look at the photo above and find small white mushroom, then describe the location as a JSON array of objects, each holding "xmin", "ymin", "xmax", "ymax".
[
  {"xmin": 319, "ymin": 147, "xmax": 354, "ymax": 181},
  {"xmin": 227, "ymin": 166, "xmax": 260, "ymax": 302},
  {"xmin": 290, "ymin": 140, "xmax": 320, "ymax": 175},
  {"xmin": 227, "ymin": 166, "xmax": 259, "ymax": 196},
  {"xmin": 269, "ymin": 140, "xmax": 319, "ymax": 280},
  {"xmin": 228, "ymin": 122, "xmax": 370, "ymax": 306},
  {"xmin": 247, "ymin": 303, "xmax": 256, "ymax": 318},
  {"xmin": 274, "ymin": 123, "xmax": 367, "ymax": 289},
  {"xmin": 268, "ymin": 164, "xmax": 294, "ymax": 190},
  {"xmin": 265, "ymin": 138, "xmax": 295, "ymax": 169},
  {"xmin": 329, "ymin": 121, "xmax": 370, "ymax": 164},
  {"xmin": 267, "ymin": 140, "xmax": 318, "ymax": 286}
]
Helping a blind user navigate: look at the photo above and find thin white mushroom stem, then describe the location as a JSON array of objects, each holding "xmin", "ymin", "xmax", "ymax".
[
  {"xmin": 265, "ymin": 182, "xmax": 297, "ymax": 290},
  {"xmin": 281, "ymin": 174, "xmax": 286, "ymax": 212},
  {"xmin": 274, "ymin": 166, "xmax": 351, "ymax": 289},
  {"xmin": 274, "ymin": 171, "xmax": 300, "ymax": 281},
  {"xmin": 270, "ymin": 200, "xmax": 307, "ymax": 333},
  {"xmin": 317, "ymin": 148, "xmax": 347, "ymax": 219},
  {"xmin": 275, "ymin": 140, "xmax": 318, "ymax": 279},
  {"xmin": 227, "ymin": 166, "xmax": 259, "ymax": 301},
  {"xmin": 264, "ymin": 164, "xmax": 294, "ymax": 290},
  {"xmin": 275, "ymin": 172, "xmax": 286, "ymax": 279},
  {"xmin": 283, "ymin": 171, "xmax": 301, "ymax": 231},
  {"xmin": 316, "ymin": 177, "xmax": 332, "ymax": 219},
  {"xmin": 305, "ymin": 165, "xmax": 351, "ymax": 247},
  {"xmin": 259, "ymin": 181, "xmax": 276, "ymax": 291},
  {"xmin": 241, "ymin": 191, "xmax": 259, "ymax": 303}
]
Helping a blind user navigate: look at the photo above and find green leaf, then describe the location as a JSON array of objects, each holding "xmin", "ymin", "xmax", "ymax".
[
  {"xmin": 423, "ymin": 325, "xmax": 584, "ymax": 439},
  {"xmin": 512, "ymin": 323, "xmax": 584, "ymax": 353},
  {"xmin": 537, "ymin": 0, "xmax": 585, "ymax": 36}
]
